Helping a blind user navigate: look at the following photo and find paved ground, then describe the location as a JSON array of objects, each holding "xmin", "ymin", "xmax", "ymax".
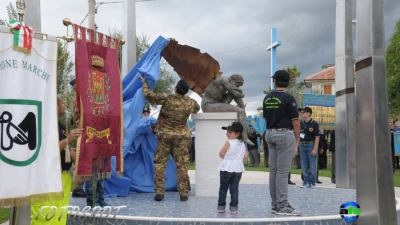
[
  {"xmin": 68, "ymin": 170, "xmax": 356, "ymax": 218},
  {"xmin": 3, "ymin": 171, "xmax": 399, "ymax": 225}
]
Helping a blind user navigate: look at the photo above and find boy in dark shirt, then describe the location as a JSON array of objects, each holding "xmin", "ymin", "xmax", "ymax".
[{"xmin": 299, "ymin": 107, "xmax": 320, "ymax": 188}]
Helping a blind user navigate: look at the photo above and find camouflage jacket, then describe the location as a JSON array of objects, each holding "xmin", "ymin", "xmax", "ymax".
[{"xmin": 143, "ymin": 81, "xmax": 200, "ymax": 137}]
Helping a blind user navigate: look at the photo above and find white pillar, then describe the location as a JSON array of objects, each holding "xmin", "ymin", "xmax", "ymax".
[
  {"xmin": 122, "ymin": 0, "xmax": 137, "ymax": 78},
  {"xmin": 193, "ymin": 113, "xmax": 237, "ymax": 197},
  {"xmin": 355, "ymin": 0, "xmax": 397, "ymax": 224},
  {"xmin": 334, "ymin": 0, "xmax": 356, "ymax": 189}
]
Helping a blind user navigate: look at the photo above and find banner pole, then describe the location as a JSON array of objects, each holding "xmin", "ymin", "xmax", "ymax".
[{"xmin": 91, "ymin": 159, "xmax": 98, "ymax": 225}]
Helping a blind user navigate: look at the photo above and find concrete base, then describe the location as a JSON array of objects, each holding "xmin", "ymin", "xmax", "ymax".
[{"xmin": 192, "ymin": 113, "xmax": 237, "ymax": 197}]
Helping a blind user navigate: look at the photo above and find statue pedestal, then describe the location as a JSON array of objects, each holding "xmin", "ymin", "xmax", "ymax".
[{"xmin": 192, "ymin": 112, "xmax": 237, "ymax": 197}]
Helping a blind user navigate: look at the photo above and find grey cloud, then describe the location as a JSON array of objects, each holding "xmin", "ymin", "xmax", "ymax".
[{"xmin": 0, "ymin": 0, "xmax": 398, "ymax": 115}]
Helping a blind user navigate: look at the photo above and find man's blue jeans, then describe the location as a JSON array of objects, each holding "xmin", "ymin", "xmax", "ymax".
[{"xmin": 300, "ymin": 143, "xmax": 317, "ymax": 186}]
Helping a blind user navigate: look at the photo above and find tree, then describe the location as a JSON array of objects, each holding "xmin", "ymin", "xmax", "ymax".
[
  {"xmin": 135, "ymin": 35, "xmax": 175, "ymax": 94},
  {"xmin": 286, "ymin": 65, "xmax": 305, "ymax": 105},
  {"xmin": 386, "ymin": 20, "xmax": 400, "ymax": 117},
  {"xmin": 109, "ymin": 29, "xmax": 175, "ymax": 94},
  {"xmin": 6, "ymin": 2, "xmax": 17, "ymax": 22}
]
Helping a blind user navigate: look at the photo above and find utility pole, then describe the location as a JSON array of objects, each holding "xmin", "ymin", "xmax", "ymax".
[
  {"xmin": 88, "ymin": 0, "xmax": 96, "ymax": 30},
  {"xmin": 266, "ymin": 27, "xmax": 281, "ymax": 90},
  {"xmin": 122, "ymin": 0, "xmax": 137, "ymax": 77},
  {"xmin": 334, "ymin": 0, "xmax": 356, "ymax": 189},
  {"xmin": 355, "ymin": 0, "xmax": 397, "ymax": 224}
]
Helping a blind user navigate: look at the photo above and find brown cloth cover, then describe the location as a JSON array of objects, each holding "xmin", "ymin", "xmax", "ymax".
[{"xmin": 162, "ymin": 39, "xmax": 220, "ymax": 95}]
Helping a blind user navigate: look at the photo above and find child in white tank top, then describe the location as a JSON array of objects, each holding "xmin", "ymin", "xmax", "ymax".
[{"xmin": 217, "ymin": 122, "xmax": 248, "ymax": 215}]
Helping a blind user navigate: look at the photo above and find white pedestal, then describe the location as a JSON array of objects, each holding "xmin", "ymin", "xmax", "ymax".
[{"xmin": 193, "ymin": 112, "xmax": 237, "ymax": 197}]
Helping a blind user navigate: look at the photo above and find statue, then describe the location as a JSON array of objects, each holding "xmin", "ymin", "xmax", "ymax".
[
  {"xmin": 201, "ymin": 74, "xmax": 253, "ymax": 145},
  {"xmin": 162, "ymin": 39, "xmax": 253, "ymax": 145}
]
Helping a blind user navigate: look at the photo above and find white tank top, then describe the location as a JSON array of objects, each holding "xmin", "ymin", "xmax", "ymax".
[{"xmin": 218, "ymin": 139, "xmax": 246, "ymax": 173}]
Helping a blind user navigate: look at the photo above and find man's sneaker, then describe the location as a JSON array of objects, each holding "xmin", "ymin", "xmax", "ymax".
[
  {"xmin": 288, "ymin": 180, "xmax": 296, "ymax": 185},
  {"xmin": 271, "ymin": 206, "xmax": 277, "ymax": 214},
  {"xmin": 154, "ymin": 194, "xmax": 164, "ymax": 201},
  {"xmin": 274, "ymin": 206, "xmax": 301, "ymax": 216},
  {"xmin": 180, "ymin": 195, "xmax": 188, "ymax": 201},
  {"xmin": 310, "ymin": 184, "xmax": 317, "ymax": 189},
  {"xmin": 317, "ymin": 180, "xmax": 323, "ymax": 184},
  {"xmin": 300, "ymin": 184, "xmax": 309, "ymax": 188},
  {"xmin": 217, "ymin": 206, "xmax": 225, "ymax": 214}
]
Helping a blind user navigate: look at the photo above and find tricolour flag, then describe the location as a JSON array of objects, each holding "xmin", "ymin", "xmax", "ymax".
[{"xmin": 0, "ymin": 26, "xmax": 62, "ymax": 207}]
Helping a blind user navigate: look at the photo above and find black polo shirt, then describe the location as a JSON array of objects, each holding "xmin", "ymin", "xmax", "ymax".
[
  {"xmin": 59, "ymin": 123, "xmax": 72, "ymax": 172},
  {"xmin": 300, "ymin": 119, "xmax": 320, "ymax": 142},
  {"xmin": 263, "ymin": 90, "xmax": 299, "ymax": 129}
]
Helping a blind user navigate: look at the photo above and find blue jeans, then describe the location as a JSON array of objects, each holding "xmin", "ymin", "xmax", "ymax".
[
  {"xmin": 218, "ymin": 171, "xmax": 242, "ymax": 209},
  {"xmin": 300, "ymin": 143, "xmax": 317, "ymax": 185}
]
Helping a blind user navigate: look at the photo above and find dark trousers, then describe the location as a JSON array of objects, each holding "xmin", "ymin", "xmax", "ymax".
[
  {"xmin": 218, "ymin": 171, "xmax": 242, "ymax": 208},
  {"xmin": 248, "ymin": 148, "xmax": 260, "ymax": 166},
  {"xmin": 189, "ymin": 137, "xmax": 195, "ymax": 162},
  {"xmin": 318, "ymin": 152, "xmax": 327, "ymax": 169},
  {"xmin": 331, "ymin": 151, "xmax": 336, "ymax": 181},
  {"xmin": 86, "ymin": 180, "xmax": 104, "ymax": 206}
]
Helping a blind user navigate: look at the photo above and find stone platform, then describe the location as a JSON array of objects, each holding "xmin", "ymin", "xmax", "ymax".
[{"xmin": 68, "ymin": 183, "xmax": 355, "ymax": 225}]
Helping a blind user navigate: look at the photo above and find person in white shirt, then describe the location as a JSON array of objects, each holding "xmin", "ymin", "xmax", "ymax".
[{"xmin": 217, "ymin": 122, "xmax": 248, "ymax": 215}]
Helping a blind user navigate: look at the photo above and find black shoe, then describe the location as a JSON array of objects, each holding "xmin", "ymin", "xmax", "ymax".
[
  {"xmin": 154, "ymin": 194, "xmax": 164, "ymax": 201},
  {"xmin": 72, "ymin": 188, "xmax": 86, "ymax": 198},
  {"xmin": 99, "ymin": 201, "xmax": 110, "ymax": 207},
  {"xmin": 317, "ymin": 180, "xmax": 323, "ymax": 184},
  {"xmin": 86, "ymin": 201, "xmax": 110, "ymax": 207},
  {"xmin": 180, "ymin": 195, "xmax": 188, "ymax": 201},
  {"xmin": 288, "ymin": 180, "xmax": 296, "ymax": 185},
  {"xmin": 331, "ymin": 178, "xmax": 336, "ymax": 184}
]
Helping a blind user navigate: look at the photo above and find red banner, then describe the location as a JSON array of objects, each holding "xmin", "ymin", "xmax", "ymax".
[{"xmin": 73, "ymin": 24, "xmax": 123, "ymax": 176}]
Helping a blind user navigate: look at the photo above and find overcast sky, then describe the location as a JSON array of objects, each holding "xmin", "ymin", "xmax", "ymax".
[{"xmin": 1, "ymin": 0, "xmax": 399, "ymax": 115}]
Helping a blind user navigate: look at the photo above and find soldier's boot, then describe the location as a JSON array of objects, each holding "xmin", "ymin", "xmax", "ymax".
[
  {"xmin": 154, "ymin": 194, "xmax": 164, "ymax": 201},
  {"xmin": 180, "ymin": 195, "xmax": 188, "ymax": 201}
]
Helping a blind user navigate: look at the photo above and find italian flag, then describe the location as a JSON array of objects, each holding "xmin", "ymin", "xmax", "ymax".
[{"xmin": 9, "ymin": 19, "xmax": 33, "ymax": 53}]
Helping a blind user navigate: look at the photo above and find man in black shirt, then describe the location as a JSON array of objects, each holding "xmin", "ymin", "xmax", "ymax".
[
  {"xmin": 263, "ymin": 70, "xmax": 300, "ymax": 216},
  {"xmin": 299, "ymin": 107, "xmax": 320, "ymax": 188}
]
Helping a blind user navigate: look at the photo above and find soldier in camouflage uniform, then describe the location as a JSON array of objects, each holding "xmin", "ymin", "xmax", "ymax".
[{"xmin": 141, "ymin": 77, "xmax": 200, "ymax": 201}]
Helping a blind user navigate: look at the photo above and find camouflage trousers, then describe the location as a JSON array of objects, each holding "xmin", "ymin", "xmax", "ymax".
[{"xmin": 154, "ymin": 133, "xmax": 191, "ymax": 196}]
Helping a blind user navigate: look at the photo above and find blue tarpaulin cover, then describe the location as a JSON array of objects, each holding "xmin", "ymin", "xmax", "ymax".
[
  {"xmin": 104, "ymin": 36, "xmax": 178, "ymax": 196},
  {"xmin": 247, "ymin": 115, "xmax": 266, "ymax": 135}
]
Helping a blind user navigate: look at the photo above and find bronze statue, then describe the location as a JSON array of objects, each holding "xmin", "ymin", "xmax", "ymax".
[
  {"xmin": 201, "ymin": 74, "xmax": 253, "ymax": 145},
  {"xmin": 162, "ymin": 40, "xmax": 253, "ymax": 145}
]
